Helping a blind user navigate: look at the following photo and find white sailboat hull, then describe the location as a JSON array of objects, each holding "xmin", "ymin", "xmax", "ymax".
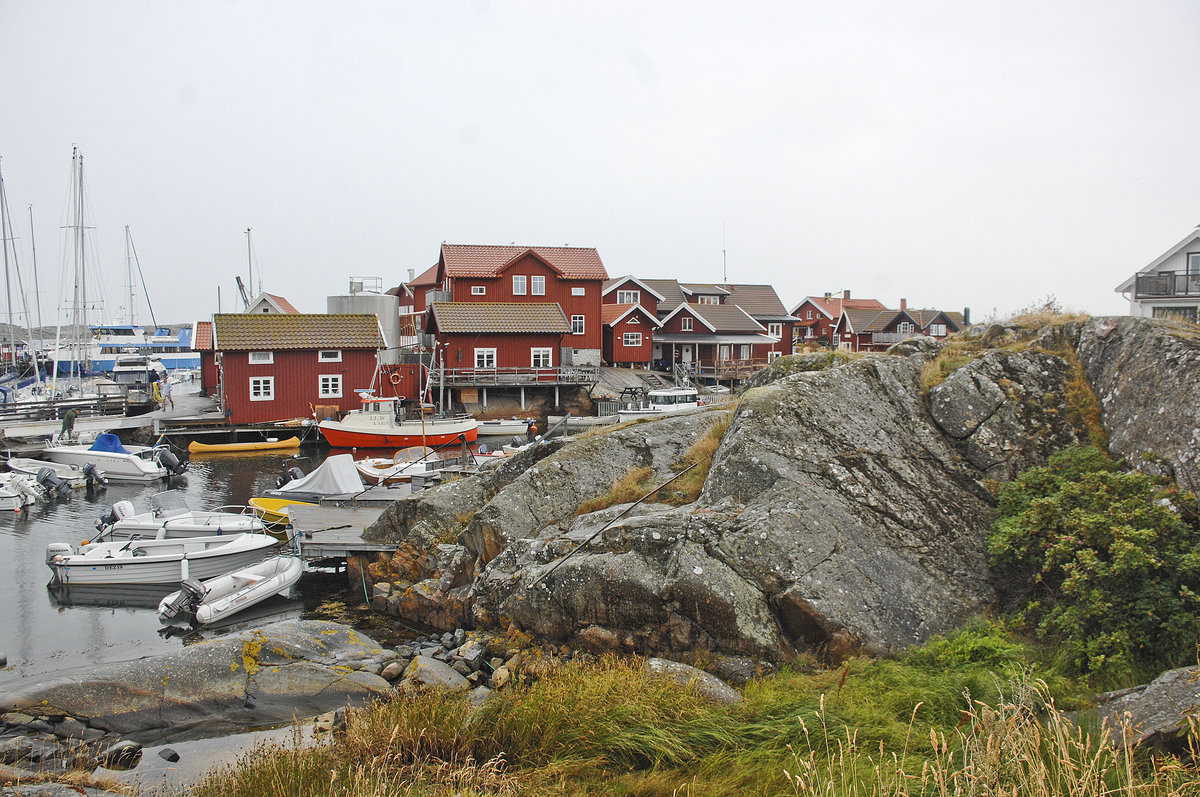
[{"xmin": 46, "ymin": 533, "xmax": 277, "ymax": 585}]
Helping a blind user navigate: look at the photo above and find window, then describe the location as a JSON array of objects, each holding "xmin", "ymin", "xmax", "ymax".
[
  {"xmin": 572, "ymin": 287, "xmax": 585, "ymax": 296},
  {"xmin": 718, "ymin": 344, "xmax": 731, "ymax": 360},
  {"xmin": 571, "ymin": 315, "xmax": 585, "ymax": 335},
  {"xmin": 681, "ymin": 316, "xmax": 693, "ymax": 331},
  {"xmin": 318, "ymin": 350, "xmax": 341, "ymax": 362},
  {"xmin": 806, "ymin": 309, "xmax": 813, "ymax": 319},
  {"xmin": 897, "ymin": 322, "xmax": 915, "ymax": 334},
  {"xmin": 1188, "ymin": 253, "xmax": 1200, "ymax": 276},
  {"xmin": 929, "ymin": 323, "xmax": 947, "ymax": 337},
  {"xmin": 739, "ymin": 344, "xmax": 751, "ymax": 359},
  {"xmin": 249, "ymin": 376, "xmax": 274, "ymax": 401},
  {"xmin": 248, "ymin": 351, "xmax": 273, "ymax": 364},
  {"xmin": 531, "ymin": 348, "xmax": 552, "ymax": 368},
  {"xmin": 622, "ymin": 332, "xmax": 642, "ymax": 347},
  {"xmin": 319, "ymin": 374, "xmax": 342, "ymax": 398},
  {"xmin": 512, "ymin": 275, "xmax": 527, "ymax": 295},
  {"xmin": 768, "ymin": 351, "xmax": 782, "ymax": 362},
  {"xmin": 1153, "ymin": 306, "xmax": 1198, "ymax": 323},
  {"xmin": 806, "ymin": 326, "xmax": 815, "ymax": 338},
  {"xmin": 472, "ymin": 285, "xmax": 486, "ymax": 296},
  {"xmin": 627, "ymin": 316, "xmax": 640, "ymax": 324},
  {"xmin": 617, "ymin": 289, "xmax": 640, "ymax": 304},
  {"xmin": 698, "ymin": 296, "xmax": 719, "ymax": 305},
  {"xmin": 475, "ymin": 348, "xmax": 497, "ymax": 368},
  {"xmin": 531, "ymin": 275, "xmax": 545, "ymax": 295},
  {"xmin": 768, "ymin": 323, "xmax": 782, "ymax": 338}
]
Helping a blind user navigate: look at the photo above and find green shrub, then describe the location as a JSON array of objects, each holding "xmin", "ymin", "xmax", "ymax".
[{"xmin": 989, "ymin": 446, "xmax": 1200, "ymax": 682}]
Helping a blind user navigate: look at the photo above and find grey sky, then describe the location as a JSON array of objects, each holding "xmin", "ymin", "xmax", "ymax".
[{"xmin": 2, "ymin": 0, "xmax": 1198, "ymax": 326}]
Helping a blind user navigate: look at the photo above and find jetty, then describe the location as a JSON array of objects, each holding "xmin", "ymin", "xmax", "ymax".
[{"xmin": 290, "ymin": 504, "xmax": 398, "ymax": 562}]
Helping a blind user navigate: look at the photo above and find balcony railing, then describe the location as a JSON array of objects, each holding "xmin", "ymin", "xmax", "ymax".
[
  {"xmin": 434, "ymin": 366, "xmax": 599, "ymax": 387},
  {"xmin": 694, "ymin": 358, "xmax": 770, "ymax": 380},
  {"xmin": 1134, "ymin": 271, "xmax": 1200, "ymax": 299}
]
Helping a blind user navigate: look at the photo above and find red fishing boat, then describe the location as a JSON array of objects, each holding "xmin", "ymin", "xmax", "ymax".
[{"xmin": 317, "ymin": 395, "xmax": 478, "ymax": 448}]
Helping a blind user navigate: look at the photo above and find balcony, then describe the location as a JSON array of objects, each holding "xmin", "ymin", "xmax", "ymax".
[
  {"xmin": 434, "ymin": 366, "xmax": 599, "ymax": 388},
  {"xmin": 1134, "ymin": 271, "xmax": 1200, "ymax": 299}
]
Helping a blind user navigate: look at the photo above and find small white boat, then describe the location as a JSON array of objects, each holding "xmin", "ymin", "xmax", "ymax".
[
  {"xmin": 616, "ymin": 386, "xmax": 703, "ymax": 421},
  {"xmin": 476, "ymin": 417, "xmax": 535, "ymax": 437},
  {"xmin": 6, "ymin": 457, "xmax": 107, "ymax": 491},
  {"xmin": 93, "ymin": 490, "xmax": 271, "ymax": 541},
  {"xmin": 0, "ymin": 472, "xmax": 44, "ymax": 511},
  {"xmin": 355, "ymin": 446, "xmax": 442, "ymax": 485},
  {"xmin": 157, "ymin": 554, "xmax": 304, "ymax": 625},
  {"xmin": 43, "ymin": 433, "xmax": 186, "ymax": 482},
  {"xmin": 263, "ymin": 453, "xmax": 366, "ymax": 502},
  {"xmin": 45, "ymin": 533, "xmax": 277, "ymax": 585},
  {"xmin": 547, "ymin": 414, "xmax": 619, "ymax": 430}
]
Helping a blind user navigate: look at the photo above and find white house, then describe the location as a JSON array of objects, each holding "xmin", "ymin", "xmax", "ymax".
[{"xmin": 1115, "ymin": 228, "xmax": 1200, "ymax": 322}]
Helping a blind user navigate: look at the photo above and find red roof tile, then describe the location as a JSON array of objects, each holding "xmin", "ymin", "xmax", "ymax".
[
  {"xmin": 192, "ymin": 320, "xmax": 213, "ymax": 351},
  {"xmin": 264, "ymin": 293, "xmax": 300, "ymax": 314},
  {"xmin": 440, "ymin": 244, "xmax": 608, "ymax": 280}
]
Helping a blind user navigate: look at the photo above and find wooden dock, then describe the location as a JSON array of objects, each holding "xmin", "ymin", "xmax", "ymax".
[{"xmin": 290, "ymin": 504, "xmax": 398, "ymax": 561}]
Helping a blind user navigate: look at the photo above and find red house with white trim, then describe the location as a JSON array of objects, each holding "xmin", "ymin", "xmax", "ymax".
[
  {"xmin": 790, "ymin": 291, "xmax": 887, "ymax": 348},
  {"xmin": 602, "ymin": 303, "xmax": 659, "ymax": 366}
]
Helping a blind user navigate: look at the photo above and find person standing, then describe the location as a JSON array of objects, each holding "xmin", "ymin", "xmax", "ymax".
[
  {"xmin": 161, "ymin": 376, "xmax": 174, "ymax": 410},
  {"xmin": 60, "ymin": 408, "xmax": 77, "ymax": 440}
]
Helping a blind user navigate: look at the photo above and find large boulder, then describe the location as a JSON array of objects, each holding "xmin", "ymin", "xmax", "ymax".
[
  {"xmin": 1074, "ymin": 316, "xmax": 1200, "ymax": 493},
  {"xmin": 0, "ymin": 621, "xmax": 391, "ymax": 743},
  {"xmin": 1092, "ymin": 665, "xmax": 1200, "ymax": 751}
]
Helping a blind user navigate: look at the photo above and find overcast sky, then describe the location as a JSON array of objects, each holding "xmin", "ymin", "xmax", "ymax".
[{"xmin": 2, "ymin": 0, "xmax": 1199, "ymax": 327}]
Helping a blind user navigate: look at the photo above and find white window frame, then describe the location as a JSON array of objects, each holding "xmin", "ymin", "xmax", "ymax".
[
  {"xmin": 319, "ymin": 374, "xmax": 343, "ymax": 398},
  {"xmin": 475, "ymin": 348, "xmax": 497, "ymax": 368},
  {"xmin": 318, "ymin": 349, "xmax": 341, "ymax": 362},
  {"xmin": 768, "ymin": 351, "xmax": 782, "ymax": 362},
  {"xmin": 718, "ymin": 344, "xmax": 731, "ymax": 360},
  {"xmin": 472, "ymin": 285, "xmax": 486, "ymax": 296},
  {"xmin": 739, "ymin": 344, "xmax": 751, "ymax": 359},
  {"xmin": 248, "ymin": 351, "xmax": 273, "ymax": 364},
  {"xmin": 681, "ymin": 316, "xmax": 693, "ymax": 332},
  {"xmin": 617, "ymin": 289, "xmax": 640, "ymax": 304},
  {"xmin": 929, "ymin": 323, "xmax": 947, "ymax": 337},
  {"xmin": 512, "ymin": 275, "xmax": 527, "ymax": 296},
  {"xmin": 531, "ymin": 347, "xmax": 552, "ymax": 368},
  {"xmin": 698, "ymin": 296, "xmax": 719, "ymax": 305},
  {"xmin": 249, "ymin": 376, "xmax": 274, "ymax": 401},
  {"xmin": 531, "ymin": 275, "xmax": 545, "ymax": 296},
  {"xmin": 622, "ymin": 332, "xmax": 642, "ymax": 347},
  {"xmin": 806, "ymin": 309, "xmax": 814, "ymax": 319},
  {"xmin": 571, "ymin": 287, "xmax": 585, "ymax": 296},
  {"xmin": 627, "ymin": 315, "xmax": 640, "ymax": 325},
  {"xmin": 571, "ymin": 315, "xmax": 585, "ymax": 335},
  {"xmin": 897, "ymin": 322, "xmax": 915, "ymax": 334},
  {"xmin": 768, "ymin": 323, "xmax": 782, "ymax": 338}
]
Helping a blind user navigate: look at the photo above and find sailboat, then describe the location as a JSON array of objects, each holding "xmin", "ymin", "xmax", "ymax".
[{"xmin": 48, "ymin": 147, "xmax": 102, "ymax": 383}]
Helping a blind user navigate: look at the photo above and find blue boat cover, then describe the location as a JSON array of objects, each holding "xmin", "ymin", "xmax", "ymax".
[{"xmin": 89, "ymin": 433, "xmax": 130, "ymax": 454}]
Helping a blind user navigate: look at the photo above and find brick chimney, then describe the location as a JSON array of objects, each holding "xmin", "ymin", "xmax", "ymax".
[
  {"xmin": 843, "ymin": 289, "xmax": 851, "ymax": 300},
  {"xmin": 899, "ymin": 297, "xmax": 907, "ymax": 310}
]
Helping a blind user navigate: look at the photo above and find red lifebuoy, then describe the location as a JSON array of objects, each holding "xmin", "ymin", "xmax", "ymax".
[{"xmin": 389, "ymin": 372, "xmax": 402, "ymax": 385}]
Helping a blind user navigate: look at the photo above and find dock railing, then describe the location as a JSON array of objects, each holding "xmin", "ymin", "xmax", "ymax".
[{"xmin": 435, "ymin": 366, "xmax": 599, "ymax": 387}]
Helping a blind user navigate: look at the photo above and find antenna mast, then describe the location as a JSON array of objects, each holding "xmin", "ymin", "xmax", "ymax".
[
  {"xmin": 722, "ymin": 222, "xmax": 727, "ymax": 284},
  {"xmin": 245, "ymin": 227, "xmax": 253, "ymax": 299}
]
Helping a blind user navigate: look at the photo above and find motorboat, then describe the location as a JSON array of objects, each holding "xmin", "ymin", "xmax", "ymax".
[
  {"xmin": 45, "ymin": 532, "xmax": 278, "ymax": 585},
  {"xmin": 187, "ymin": 436, "xmax": 301, "ymax": 454},
  {"xmin": 317, "ymin": 394, "xmax": 478, "ymax": 448},
  {"xmin": 157, "ymin": 554, "xmax": 304, "ymax": 625},
  {"xmin": 248, "ymin": 496, "xmax": 315, "ymax": 526},
  {"xmin": 355, "ymin": 445, "xmax": 442, "ymax": 485},
  {"xmin": 616, "ymin": 386, "xmax": 703, "ymax": 422},
  {"xmin": 476, "ymin": 417, "xmax": 535, "ymax": 437},
  {"xmin": 0, "ymin": 472, "xmax": 44, "ymax": 511},
  {"xmin": 92, "ymin": 490, "xmax": 276, "ymax": 541},
  {"xmin": 546, "ymin": 413, "xmax": 619, "ymax": 430},
  {"xmin": 6, "ymin": 457, "xmax": 107, "ymax": 492},
  {"xmin": 261, "ymin": 453, "xmax": 365, "ymax": 502},
  {"xmin": 43, "ymin": 433, "xmax": 187, "ymax": 482}
]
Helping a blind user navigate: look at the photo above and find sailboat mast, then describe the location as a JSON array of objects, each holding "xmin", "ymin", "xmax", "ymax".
[
  {"xmin": 125, "ymin": 225, "xmax": 135, "ymax": 325},
  {"xmin": 1, "ymin": 157, "xmax": 15, "ymax": 370},
  {"xmin": 29, "ymin": 205, "xmax": 42, "ymax": 340}
]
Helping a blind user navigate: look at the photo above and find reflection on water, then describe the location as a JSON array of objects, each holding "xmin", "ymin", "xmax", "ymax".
[{"xmin": 0, "ymin": 450, "xmax": 320, "ymax": 682}]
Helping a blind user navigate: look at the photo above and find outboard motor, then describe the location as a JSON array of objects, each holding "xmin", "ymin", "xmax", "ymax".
[
  {"xmin": 81, "ymin": 462, "xmax": 108, "ymax": 488},
  {"xmin": 275, "ymin": 466, "xmax": 305, "ymax": 489},
  {"xmin": 36, "ymin": 467, "xmax": 73, "ymax": 498},
  {"xmin": 154, "ymin": 449, "xmax": 187, "ymax": 477},
  {"xmin": 95, "ymin": 500, "xmax": 135, "ymax": 532},
  {"xmin": 46, "ymin": 542, "xmax": 73, "ymax": 566},
  {"xmin": 510, "ymin": 435, "xmax": 524, "ymax": 448},
  {"xmin": 158, "ymin": 579, "xmax": 207, "ymax": 620}
]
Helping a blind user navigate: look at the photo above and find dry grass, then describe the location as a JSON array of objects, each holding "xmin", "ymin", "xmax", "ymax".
[
  {"xmin": 659, "ymin": 412, "xmax": 732, "ymax": 505},
  {"xmin": 919, "ymin": 346, "xmax": 982, "ymax": 392},
  {"xmin": 575, "ymin": 465, "xmax": 655, "ymax": 515}
]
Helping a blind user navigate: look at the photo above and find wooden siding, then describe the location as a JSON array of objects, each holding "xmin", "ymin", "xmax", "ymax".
[
  {"xmin": 603, "ymin": 278, "xmax": 660, "ymax": 316},
  {"xmin": 220, "ymin": 348, "xmax": 378, "ymax": 424},
  {"xmin": 200, "ymin": 351, "xmax": 218, "ymax": 395},
  {"xmin": 439, "ymin": 331, "xmax": 566, "ymax": 371},
  {"xmin": 445, "ymin": 253, "xmax": 602, "ymax": 350},
  {"xmin": 604, "ymin": 314, "xmax": 654, "ymax": 364}
]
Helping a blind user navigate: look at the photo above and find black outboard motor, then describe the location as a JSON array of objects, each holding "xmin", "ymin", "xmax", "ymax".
[
  {"xmin": 158, "ymin": 579, "xmax": 207, "ymax": 620},
  {"xmin": 36, "ymin": 467, "xmax": 73, "ymax": 498},
  {"xmin": 154, "ymin": 449, "xmax": 187, "ymax": 477},
  {"xmin": 81, "ymin": 462, "xmax": 108, "ymax": 488},
  {"xmin": 275, "ymin": 466, "xmax": 305, "ymax": 489}
]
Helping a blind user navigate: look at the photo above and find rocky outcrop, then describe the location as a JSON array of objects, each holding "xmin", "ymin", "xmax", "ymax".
[
  {"xmin": 0, "ymin": 621, "xmax": 391, "ymax": 744},
  {"xmin": 1074, "ymin": 316, "xmax": 1200, "ymax": 493},
  {"xmin": 360, "ymin": 317, "xmax": 1194, "ymax": 665},
  {"xmin": 1091, "ymin": 665, "xmax": 1200, "ymax": 751}
]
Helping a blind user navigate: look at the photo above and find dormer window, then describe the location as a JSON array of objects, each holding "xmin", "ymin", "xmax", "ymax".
[
  {"xmin": 617, "ymin": 289, "xmax": 640, "ymax": 304},
  {"xmin": 681, "ymin": 317, "xmax": 693, "ymax": 331},
  {"xmin": 531, "ymin": 275, "xmax": 545, "ymax": 295},
  {"xmin": 513, "ymin": 275, "xmax": 527, "ymax": 295},
  {"xmin": 698, "ymin": 296, "xmax": 719, "ymax": 305}
]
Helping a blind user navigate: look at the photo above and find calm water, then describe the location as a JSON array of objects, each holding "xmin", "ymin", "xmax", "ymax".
[{"xmin": 0, "ymin": 449, "xmax": 327, "ymax": 683}]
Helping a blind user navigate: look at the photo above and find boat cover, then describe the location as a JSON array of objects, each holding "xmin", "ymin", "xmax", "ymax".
[
  {"xmin": 90, "ymin": 434, "xmax": 130, "ymax": 454},
  {"xmin": 278, "ymin": 453, "xmax": 363, "ymax": 496}
]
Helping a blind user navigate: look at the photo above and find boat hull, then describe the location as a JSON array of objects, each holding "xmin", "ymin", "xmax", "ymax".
[
  {"xmin": 248, "ymin": 497, "xmax": 314, "ymax": 525},
  {"xmin": 100, "ymin": 513, "xmax": 269, "ymax": 541},
  {"xmin": 188, "ymin": 436, "xmax": 301, "ymax": 454},
  {"xmin": 6, "ymin": 458, "xmax": 88, "ymax": 488},
  {"xmin": 158, "ymin": 555, "xmax": 304, "ymax": 625},
  {"xmin": 318, "ymin": 419, "xmax": 478, "ymax": 448},
  {"xmin": 476, "ymin": 419, "xmax": 534, "ymax": 436},
  {"xmin": 43, "ymin": 446, "xmax": 166, "ymax": 481},
  {"xmin": 48, "ymin": 533, "xmax": 277, "ymax": 585}
]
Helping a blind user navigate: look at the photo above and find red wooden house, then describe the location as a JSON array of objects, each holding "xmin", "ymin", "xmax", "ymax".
[
  {"xmin": 790, "ymin": 291, "xmax": 887, "ymax": 348},
  {"xmin": 192, "ymin": 320, "xmax": 216, "ymax": 396},
  {"xmin": 602, "ymin": 276, "xmax": 665, "ymax": 316},
  {"xmin": 602, "ymin": 303, "xmax": 660, "ymax": 366},
  {"xmin": 211, "ymin": 313, "xmax": 383, "ymax": 424},
  {"xmin": 655, "ymin": 302, "xmax": 775, "ymax": 376},
  {"xmin": 832, "ymin": 300, "xmax": 966, "ymax": 352},
  {"xmin": 720, "ymin": 283, "xmax": 799, "ymax": 360}
]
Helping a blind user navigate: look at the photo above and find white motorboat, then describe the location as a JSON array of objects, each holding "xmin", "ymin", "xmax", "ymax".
[
  {"xmin": 616, "ymin": 386, "xmax": 703, "ymax": 422},
  {"xmin": 476, "ymin": 417, "xmax": 535, "ymax": 437},
  {"xmin": 0, "ymin": 472, "xmax": 44, "ymax": 511},
  {"xmin": 93, "ymin": 490, "xmax": 272, "ymax": 541},
  {"xmin": 355, "ymin": 446, "xmax": 442, "ymax": 485},
  {"xmin": 546, "ymin": 413, "xmax": 619, "ymax": 430},
  {"xmin": 317, "ymin": 394, "xmax": 478, "ymax": 448},
  {"xmin": 157, "ymin": 554, "xmax": 304, "ymax": 625},
  {"xmin": 45, "ymin": 532, "xmax": 277, "ymax": 585},
  {"xmin": 263, "ymin": 453, "xmax": 366, "ymax": 502},
  {"xmin": 6, "ymin": 457, "xmax": 107, "ymax": 492},
  {"xmin": 43, "ymin": 433, "xmax": 186, "ymax": 482}
]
